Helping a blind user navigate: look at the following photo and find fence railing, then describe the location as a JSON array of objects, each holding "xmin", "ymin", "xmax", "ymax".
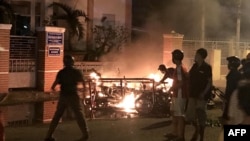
[
  {"xmin": 9, "ymin": 59, "xmax": 36, "ymax": 72},
  {"xmin": 8, "ymin": 36, "xmax": 250, "ymax": 80},
  {"xmin": 182, "ymin": 40, "xmax": 250, "ymax": 77},
  {"xmin": 10, "ymin": 36, "xmax": 36, "ymax": 59},
  {"xmin": 74, "ymin": 61, "xmax": 104, "ymax": 72}
]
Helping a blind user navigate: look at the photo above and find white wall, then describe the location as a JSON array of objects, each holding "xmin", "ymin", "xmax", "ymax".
[
  {"xmin": 58, "ymin": 0, "xmax": 126, "ymax": 26},
  {"xmin": 56, "ymin": 0, "xmax": 128, "ymax": 50},
  {"xmin": 93, "ymin": 0, "xmax": 126, "ymax": 26},
  {"xmin": 59, "ymin": 0, "xmax": 88, "ymax": 11},
  {"xmin": 9, "ymin": 72, "xmax": 36, "ymax": 88}
]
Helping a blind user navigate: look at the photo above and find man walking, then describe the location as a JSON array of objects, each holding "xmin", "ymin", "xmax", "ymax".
[
  {"xmin": 186, "ymin": 48, "xmax": 212, "ymax": 141},
  {"xmin": 44, "ymin": 55, "xmax": 89, "ymax": 141}
]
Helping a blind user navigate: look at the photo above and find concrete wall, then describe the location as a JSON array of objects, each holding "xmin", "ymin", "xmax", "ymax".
[
  {"xmin": 0, "ymin": 104, "xmax": 33, "ymax": 126},
  {"xmin": 9, "ymin": 72, "xmax": 36, "ymax": 88},
  {"xmin": 93, "ymin": 0, "xmax": 127, "ymax": 25}
]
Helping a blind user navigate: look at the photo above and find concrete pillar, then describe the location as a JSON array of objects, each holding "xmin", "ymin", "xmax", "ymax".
[
  {"xmin": 163, "ymin": 31, "xmax": 184, "ymax": 67},
  {"xmin": 125, "ymin": 0, "xmax": 132, "ymax": 43},
  {"xmin": 211, "ymin": 49, "xmax": 221, "ymax": 81},
  {"xmin": 0, "ymin": 24, "xmax": 11, "ymax": 141},
  {"xmin": 36, "ymin": 26, "xmax": 65, "ymax": 92},
  {"xmin": 87, "ymin": 0, "xmax": 94, "ymax": 47},
  {"xmin": 35, "ymin": 26, "xmax": 65, "ymax": 123},
  {"xmin": 0, "ymin": 24, "xmax": 12, "ymax": 94},
  {"xmin": 228, "ymin": 39, "xmax": 235, "ymax": 57},
  {"xmin": 40, "ymin": 0, "xmax": 54, "ymax": 26},
  {"xmin": 30, "ymin": 0, "xmax": 36, "ymax": 32}
]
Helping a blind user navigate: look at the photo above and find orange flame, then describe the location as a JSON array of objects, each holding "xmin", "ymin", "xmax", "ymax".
[{"xmin": 115, "ymin": 92, "xmax": 138, "ymax": 113}]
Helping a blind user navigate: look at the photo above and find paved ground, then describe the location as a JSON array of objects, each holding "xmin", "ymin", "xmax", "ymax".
[
  {"xmin": 4, "ymin": 106, "xmax": 223, "ymax": 141},
  {"xmin": 3, "ymin": 80, "xmax": 226, "ymax": 141}
]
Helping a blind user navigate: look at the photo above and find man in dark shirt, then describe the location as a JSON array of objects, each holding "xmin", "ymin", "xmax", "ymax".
[
  {"xmin": 186, "ymin": 48, "xmax": 212, "ymax": 141},
  {"xmin": 222, "ymin": 56, "xmax": 242, "ymax": 124},
  {"xmin": 44, "ymin": 55, "xmax": 89, "ymax": 141}
]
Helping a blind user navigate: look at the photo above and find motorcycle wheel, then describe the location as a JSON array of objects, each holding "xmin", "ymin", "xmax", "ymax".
[{"xmin": 135, "ymin": 98, "xmax": 153, "ymax": 116}]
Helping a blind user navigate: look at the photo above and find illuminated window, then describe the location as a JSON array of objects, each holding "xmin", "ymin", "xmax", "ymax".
[{"xmin": 10, "ymin": 1, "xmax": 40, "ymax": 35}]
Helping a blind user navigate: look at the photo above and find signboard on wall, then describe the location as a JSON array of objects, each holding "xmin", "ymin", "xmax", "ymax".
[
  {"xmin": 48, "ymin": 47, "xmax": 60, "ymax": 56},
  {"xmin": 47, "ymin": 32, "xmax": 64, "ymax": 45}
]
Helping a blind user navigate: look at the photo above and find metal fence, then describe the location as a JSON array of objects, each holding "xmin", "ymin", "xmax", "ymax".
[
  {"xmin": 74, "ymin": 61, "xmax": 104, "ymax": 73},
  {"xmin": 183, "ymin": 40, "xmax": 250, "ymax": 62},
  {"xmin": 9, "ymin": 59, "xmax": 36, "ymax": 72},
  {"xmin": 8, "ymin": 35, "xmax": 250, "ymax": 85},
  {"xmin": 182, "ymin": 40, "xmax": 250, "ymax": 77},
  {"xmin": 10, "ymin": 36, "xmax": 36, "ymax": 59},
  {"xmin": 9, "ymin": 36, "xmax": 37, "ymax": 72}
]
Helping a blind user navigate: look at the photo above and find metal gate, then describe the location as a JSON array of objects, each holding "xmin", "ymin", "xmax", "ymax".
[{"xmin": 9, "ymin": 36, "xmax": 37, "ymax": 88}]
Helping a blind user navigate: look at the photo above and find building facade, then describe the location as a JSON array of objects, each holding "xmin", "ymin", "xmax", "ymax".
[{"xmin": 6, "ymin": 0, "xmax": 131, "ymax": 49}]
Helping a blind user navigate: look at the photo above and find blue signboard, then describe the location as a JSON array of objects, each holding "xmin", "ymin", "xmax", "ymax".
[
  {"xmin": 48, "ymin": 47, "xmax": 60, "ymax": 56},
  {"xmin": 47, "ymin": 32, "xmax": 63, "ymax": 45}
]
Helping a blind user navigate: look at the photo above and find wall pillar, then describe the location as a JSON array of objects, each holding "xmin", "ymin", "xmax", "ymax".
[
  {"xmin": 87, "ymin": 0, "xmax": 94, "ymax": 46},
  {"xmin": 36, "ymin": 26, "xmax": 65, "ymax": 92},
  {"xmin": 163, "ymin": 31, "xmax": 184, "ymax": 67},
  {"xmin": 0, "ymin": 24, "xmax": 12, "ymax": 95},
  {"xmin": 228, "ymin": 39, "xmax": 235, "ymax": 57},
  {"xmin": 125, "ymin": 0, "xmax": 132, "ymax": 43},
  {"xmin": 36, "ymin": 26, "xmax": 65, "ymax": 123},
  {"xmin": 211, "ymin": 49, "xmax": 221, "ymax": 81}
]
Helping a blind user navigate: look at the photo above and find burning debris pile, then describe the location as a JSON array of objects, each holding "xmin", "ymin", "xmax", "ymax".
[{"xmin": 82, "ymin": 72, "xmax": 173, "ymax": 119}]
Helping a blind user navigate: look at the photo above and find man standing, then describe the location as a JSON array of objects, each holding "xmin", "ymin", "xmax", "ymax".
[
  {"xmin": 44, "ymin": 55, "xmax": 89, "ymax": 141},
  {"xmin": 221, "ymin": 56, "xmax": 242, "ymax": 124},
  {"xmin": 186, "ymin": 48, "xmax": 212, "ymax": 141},
  {"xmin": 164, "ymin": 49, "xmax": 189, "ymax": 141}
]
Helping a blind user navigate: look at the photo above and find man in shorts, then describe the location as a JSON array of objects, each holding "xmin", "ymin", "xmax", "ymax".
[
  {"xmin": 164, "ymin": 49, "xmax": 189, "ymax": 141},
  {"xmin": 186, "ymin": 48, "xmax": 212, "ymax": 141}
]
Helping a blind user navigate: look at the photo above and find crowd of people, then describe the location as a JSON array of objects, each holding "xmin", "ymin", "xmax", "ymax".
[
  {"xmin": 159, "ymin": 48, "xmax": 212, "ymax": 141},
  {"xmin": 217, "ymin": 53, "xmax": 250, "ymax": 141},
  {"xmin": 158, "ymin": 49, "xmax": 250, "ymax": 141},
  {"xmin": 42, "ymin": 49, "xmax": 250, "ymax": 141}
]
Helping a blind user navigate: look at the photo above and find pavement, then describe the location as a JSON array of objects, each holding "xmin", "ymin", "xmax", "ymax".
[
  {"xmin": 4, "ymin": 105, "xmax": 223, "ymax": 141},
  {"xmin": 2, "ymin": 80, "xmax": 226, "ymax": 141}
]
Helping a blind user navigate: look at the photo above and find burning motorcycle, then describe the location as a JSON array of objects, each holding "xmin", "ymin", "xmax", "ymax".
[
  {"xmin": 84, "ymin": 74, "xmax": 173, "ymax": 118},
  {"xmin": 134, "ymin": 83, "xmax": 172, "ymax": 117}
]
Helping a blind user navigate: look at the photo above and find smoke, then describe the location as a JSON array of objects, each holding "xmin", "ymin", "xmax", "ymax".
[
  {"xmin": 241, "ymin": 0, "xmax": 250, "ymax": 40},
  {"xmin": 133, "ymin": 0, "xmax": 250, "ymax": 40},
  {"xmin": 100, "ymin": 37, "xmax": 163, "ymax": 78},
  {"xmin": 102, "ymin": 0, "xmax": 250, "ymax": 78}
]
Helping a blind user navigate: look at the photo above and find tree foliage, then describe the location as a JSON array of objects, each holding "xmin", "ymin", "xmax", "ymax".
[
  {"xmin": 84, "ymin": 21, "xmax": 129, "ymax": 61},
  {"xmin": 0, "ymin": 0, "xmax": 14, "ymax": 24},
  {"xmin": 47, "ymin": 2, "xmax": 88, "ymax": 50}
]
